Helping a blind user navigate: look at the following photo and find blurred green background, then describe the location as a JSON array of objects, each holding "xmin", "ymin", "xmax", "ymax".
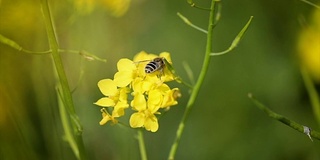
[{"xmin": 1, "ymin": 0, "xmax": 320, "ymax": 159}]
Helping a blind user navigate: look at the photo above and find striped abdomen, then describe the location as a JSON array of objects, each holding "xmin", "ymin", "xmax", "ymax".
[{"xmin": 145, "ymin": 57, "xmax": 165, "ymax": 73}]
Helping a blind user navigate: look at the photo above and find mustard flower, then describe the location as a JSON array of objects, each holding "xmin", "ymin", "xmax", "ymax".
[
  {"xmin": 129, "ymin": 91, "xmax": 161, "ymax": 132},
  {"xmin": 94, "ymin": 79, "xmax": 129, "ymax": 125},
  {"xmin": 95, "ymin": 51, "xmax": 181, "ymax": 132}
]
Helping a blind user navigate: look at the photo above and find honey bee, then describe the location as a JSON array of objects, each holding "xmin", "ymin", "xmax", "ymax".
[
  {"xmin": 135, "ymin": 57, "xmax": 178, "ymax": 80},
  {"xmin": 144, "ymin": 57, "xmax": 165, "ymax": 74}
]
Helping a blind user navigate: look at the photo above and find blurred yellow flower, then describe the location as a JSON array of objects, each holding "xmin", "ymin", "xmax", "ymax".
[
  {"xmin": 94, "ymin": 51, "xmax": 180, "ymax": 132},
  {"xmin": 101, "ymin": 0, "xmax": 131, "ymax": 17},
  {"xmin": 71, "ymin": 0, "xmax": 131, "ymax": 16},
  {"xmin": 297, "ymin": 9, "xmax": 320, "ymax": 82}
]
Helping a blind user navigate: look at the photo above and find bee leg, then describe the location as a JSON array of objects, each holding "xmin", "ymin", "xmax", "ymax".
[{"xmin": 157, "ymin": 68, "xmax": 164, "ymax": 79}]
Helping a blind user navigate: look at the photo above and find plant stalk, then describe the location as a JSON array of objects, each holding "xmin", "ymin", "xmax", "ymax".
[
  {"xmin": 168, "ymin": 1, "xmax": 216, "ymax": 159},
  {"xmin": 40, "ymin": 0, "xmax": 86, "ymax": 159}
]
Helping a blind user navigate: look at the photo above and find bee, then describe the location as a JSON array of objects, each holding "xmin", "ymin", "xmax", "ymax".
[
  {"xmin": 135, "ymin": 57, "xmax": 178, "ymax": 80},
  {"xmin": 144, "ymin": 57, "xmax": 165, "ymax": 74}
]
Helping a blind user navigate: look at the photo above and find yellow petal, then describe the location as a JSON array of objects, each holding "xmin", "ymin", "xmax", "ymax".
[
  {"xmin": 162, "ymin": 69, "xmax": 175, "ymax": 82},
  {"xmin": 148, "ymin": 89, "xmax": 162, "ymax": 112},
  {"xmin": 94, "ymin": 97, "xmax": 115, "ymax": 107},
  {"xmin": 129, "ymin": 112, "xmax": 145, "ymax": 128},
  {"xmin": 117, "ymin": 58, "xmax": 136, "ymax": 71},
  {"xmin": 131, "ymin": 93, "xmax": 146, "ymax": 111},
  {"xmin": 98, "ymin": 79, "xmax": 118, "ymax": 96},
  {"xmin": 133, "ymin": 51, "xmax": 150, "ymax": 61},
  {"xmin": 114, "ymin": 71, "xmax": 133, "ymax": 87},
  {"xmin": 141, "ymin": 80, "xmax": 154, "ymax": 92},
  {"xmin": 158, "ymin": 83, "xmax": 170, "ymax": 93},
  {"xmin": 132, "ymin": 78, "xmax": 143, "ymax": 92},
  {"xmin": 113, "ymin": 101, "xmax": 129, "ymax": 117},
  {"xmin": 144, "ymin": 115, "xmax": 159, "ymax": 132},
  {"xmin": 161, "ymin": 90, "xmax": 178, "ymax": 108},
  {"xmin": 159, "ymin": 52, "xmax": 172, "ymax": 64},
  {"xmin": 119, "ymin": 87, "xmax": 129, "ymax": 102}
]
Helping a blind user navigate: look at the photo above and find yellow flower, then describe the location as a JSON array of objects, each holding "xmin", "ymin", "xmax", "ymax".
[
  {"xmin": 129, "ymin": 92, "xmax": 161, "ymax": 132},
  {"xmin": 129, "ymin": 83, "xmax": 179, "ymax": 132},
  {"xmin": 95, "ymin": 51, "xmax": 181, "ymax": 132},
  {"xmin": 94, "ymin": 79, "xmax": 129, "ymax": 125}
]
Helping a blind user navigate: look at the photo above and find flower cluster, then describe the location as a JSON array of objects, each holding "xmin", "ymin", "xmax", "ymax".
[{"xmin": 94, "ymin": 51, "xmax": 181, "ymax": 132}]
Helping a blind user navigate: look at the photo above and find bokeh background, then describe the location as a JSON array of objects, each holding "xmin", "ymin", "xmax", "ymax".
[{"xmin": 1, "ymin": 0, "xmax": 320, "ymax": 159}]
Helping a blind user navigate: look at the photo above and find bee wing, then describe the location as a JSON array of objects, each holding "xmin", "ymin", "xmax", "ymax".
[{"xmin": 133, "ymin": 59, "xmax": 151, "ymax": 64}]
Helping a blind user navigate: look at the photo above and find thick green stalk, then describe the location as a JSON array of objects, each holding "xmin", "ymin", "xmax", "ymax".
[
  {"xmin": 40, "ymin": 0, "xmax": 86, "ymax": 159},
  {"xmin": 168, "ymin": 1, "xmax": 216, "ymax": 159}
]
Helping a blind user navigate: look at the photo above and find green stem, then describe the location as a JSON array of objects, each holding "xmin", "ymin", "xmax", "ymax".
[
  {"xmin": 168, "ymin": 1, "xmax": 216, "ymax": 159},
  {"xmin": 211, "ymin": 16, "xmax": 253, "ymax": 56},
  {"xmin": 57, "ymin": 87, "xmax": 79, "ymax": 158},
  {"xmin": 0, "ymin": 33, "xmax": 51, "ymax": 54},
  {"xmin": 177, "ymin": 12, "xmax": 208, "ymax": 34},
  {"xmin": 59, "ymin": 49, "xmax": 107, "ymax": 62},
  {"xmin": 137, "ymin": 130, "xmax": 148, "ymax": 160},
  {"xmin": 248, "ymin": 93, "xmax": 320, "ymax": 141},
  {"xmin": 40, "ymin": 0, "xmax": 86, "ymax": 159},
  {"xmin": 187, "ymin": 0, "xmax": 211, "ymax": 11}
]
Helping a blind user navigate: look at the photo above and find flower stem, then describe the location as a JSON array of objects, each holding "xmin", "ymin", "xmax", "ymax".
[
  {"xmin": 168, "ymin": 1, "xmax": 217, "ymax": 159},
  {"xmin": 137, "ymin": 130, "xmax": 148, "ymax": 160},
  {"xmin": 248, "ymin": 93, "xmax": 320, "ymax": 141},
  {"xmin": 177, "ymin": 12, "xmax": 208, "ymax": 34},
  {"xmin": 40, "ymin": 0, "xmax": 86, "ymax": 159}
]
